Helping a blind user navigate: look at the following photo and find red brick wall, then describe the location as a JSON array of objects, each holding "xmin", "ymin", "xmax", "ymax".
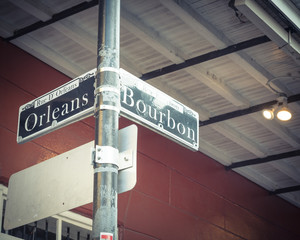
[{"xmin": 1, "ymin": 39, "xmax": 300, "ymax": 239}]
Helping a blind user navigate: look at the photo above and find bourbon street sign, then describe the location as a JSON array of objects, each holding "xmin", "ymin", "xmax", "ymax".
[
  {"xmin": 119, "ymin": 69, "xmax": 199, "ymax": 151},
  {"xmin": 17, "ymin": 69, "xmax": 95, "ymax": 144},
  {"xmin": 17, "ymin": 68, "xmax": 199, "ymax": 150}
]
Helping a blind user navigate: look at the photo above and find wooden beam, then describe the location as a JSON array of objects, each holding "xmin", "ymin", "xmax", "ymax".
[
  {"xmin": 269, "ymin": 185, "xmax": 300, "ymax": 195},
  {"xmin": 198, "ymin": 138, "xmax": 234, "ymax": 165},
  {"xmin": 212, "ymin": 122, "xmax": 268, "ymax": 158},
  {"xmin": 8, "ymin": 0, "xmax": 52, "ymax": 21},
  {"xmin": 226, "ymin": 150, "xmax": 300, "ymax": 169},
  {"xmin": 252, "ymin": 113, "xmax": 300, "ymax": 148},
  {"xmin": 12, "ymin": 35, "xmax": 85, "ymax": 78},
  {"xmin": 0, "ymin": 20, "xmax": 14, "ymax": 38},
  {"xmin": 186, "ymin": 67, "xmax": 250, "ymax": 107},
  {"xmin": 121, "ymin": 5, "xmax": 186, "ymax": 64},
  {"xmin": 52, "ymin": 20, "xmax": 96, "ymax": 53},
  {"xmin": 235, "ymin": 167, "xmax": 278, "ymax": 190},
  {"xmin": 5, "ymin": 0, "xmax": 99, "ymax": 41},
  {"xmin": 149, "ymin": 79, "xmax": 210, "ymax": 120},
  {"xmin": 271, "ymin": 161, "xmax": 300, "ymax": 183}
]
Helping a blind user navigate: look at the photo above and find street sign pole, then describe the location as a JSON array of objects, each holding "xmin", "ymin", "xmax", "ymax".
[{"xmin": 93, "ymin": 0, "xmax": 120, "ymax": 239}]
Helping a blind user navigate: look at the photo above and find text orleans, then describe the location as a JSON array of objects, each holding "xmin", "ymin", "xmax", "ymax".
[{"xmin": 24, "ymin": 93, "xmax": 88, "ymax": 132}]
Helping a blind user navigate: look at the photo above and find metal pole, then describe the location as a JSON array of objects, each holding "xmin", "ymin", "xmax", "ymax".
[{"xmin": 93, "ymin": 0, "xmax": 120, "ymax": 239}]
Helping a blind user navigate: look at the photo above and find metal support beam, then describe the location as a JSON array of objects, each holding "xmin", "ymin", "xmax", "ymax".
[
  {"xmin": 269, "ymin": 185, "xmax": 300, "ymax": 195},
  {"xmin": 141, "ymin": 35, "xmax": 270, "ymax": 80},
  {"xmin": 4, "ymin": 0, "xmax": 99, "ymax": 41},
  {"xmin": 200, "ymin": 93, "xmax": 300, "ymax": 126},
  {"xmin": 225, "ymin": 149, "xmax": 300, "ymax": 170},
  {"xmin": 93, "ymin": 0, "xmax": 120, "ymax": 240}
]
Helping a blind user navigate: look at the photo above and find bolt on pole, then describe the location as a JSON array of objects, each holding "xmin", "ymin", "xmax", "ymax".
[{"xmin": 93, "ymin": 0, "xmax": 120, "ymax": 239}]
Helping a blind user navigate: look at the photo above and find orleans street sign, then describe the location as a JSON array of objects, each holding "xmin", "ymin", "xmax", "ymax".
[
  {"xmin": 17, "ymin": 68, "xmax": 199, "ymax": 150},
  {"xmin": 17, "ymin": 69, "xmax": 95, "ymax": 144}
]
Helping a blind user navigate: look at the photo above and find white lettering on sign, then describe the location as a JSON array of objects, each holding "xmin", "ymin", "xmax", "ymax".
[
  {"xmin": 121, "ymin": 85, "xmax": 196, "ymax": 142},
  {"xmin": 24, "ymin": 93, "xmax": 89, "ymax": 132}
]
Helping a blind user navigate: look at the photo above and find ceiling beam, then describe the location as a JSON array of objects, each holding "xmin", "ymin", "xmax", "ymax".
[
  {"xmin": 251, "ymin": 113, "xmax": 300, "ymax": 148},
  {"xmin": 198, "ymin": 138, "xmax": 234, "ymax": 165},
  {"xmin": 160, "ymin": 0, "xmax": 227, "ymax": 48},
  {"xmin": 52, "ymin": 20, "xmax": 96, "ymax": 53},
  {"xmin": 211, "ymin": 122, "xmax": 268, "ymax": 158},
  {"xmin": 185, "ymin": 67, "xmax": 250, "ymax": 107},
  {"xmin": 225, "ymin": 149, "xmax": 300, "ymax": 170},
  {"xmin": 8, "ymin": 0, "xmax": 52, "ymax": 21},
  {"xmin": 269, "ymin": 185, "xmax": 300, "ymax": 195},
  {"xmin": 235, "ymin": 167, "xmax": 278, "ymax": 190},
  {"xmin": 270, "ymin": 161, "xmax": 300, "ymax": 183},
  {"xmin": 149, "ymin": 79, "xmax": 210, "ymax": 121},
  {"xmin": 4, "ymin": 0, "xmax": 98, "ymax": 41},
  {"xmin": 12, "ymin": 35, "xmax": 85, "ymax": 78},
  {"xmin": 141, "ymin": 35, "xmax": 270, "ymax": 80},
  {"xmin": 199, "ymin": 93, "xmax": 300, "ymax": 126},
  {"xmin": 0, "ymin": 19, "xmax": 14, "ymax": 38},
  {"xmin": 52, "ymin": 20, "xmax": 140, "ymax": 77},
  {"xmin": 121, "ymin": 5, "xmax": 186, "ymax": 64}
]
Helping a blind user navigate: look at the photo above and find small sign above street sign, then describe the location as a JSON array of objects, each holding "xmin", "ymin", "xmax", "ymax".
[
  {"xmin": 17, "ymin": 68, "xmax": 199, "ymax": 150},
  {"xmin": 120, "ymin": 69, "xmax": 199, "ymax": 151},
  {"xmin": 17, "ymin": 69, "xmax": 95, "ymax": 144}
]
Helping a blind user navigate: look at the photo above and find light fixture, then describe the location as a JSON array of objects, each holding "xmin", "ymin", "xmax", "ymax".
[{"xmin": 262, "ymin": 94, "xmax": 292, "ymax": 121}]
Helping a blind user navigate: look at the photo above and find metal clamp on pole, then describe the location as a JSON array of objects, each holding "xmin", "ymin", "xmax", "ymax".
[
  {"xmin": 93, "ymin": 145, "xmax": 119, "ymax": 167},
  {"xmin": 93, "ymin": 67, "xmax": 120, "ymax": 117}
]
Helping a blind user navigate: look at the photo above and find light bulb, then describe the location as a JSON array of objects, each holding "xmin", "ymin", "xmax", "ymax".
[
  {"xmin": 276, "ymin": 107, "xmax": 292, "ymax": 121},
  {"xmin": 262, "ymin": 108, "xmax": 274, "ymax": 120}
]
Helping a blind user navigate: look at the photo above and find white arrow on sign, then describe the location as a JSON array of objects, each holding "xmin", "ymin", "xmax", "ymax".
[{"xmin": 4, "ymin": 125, "xmax": 137, "ymax": 230}]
